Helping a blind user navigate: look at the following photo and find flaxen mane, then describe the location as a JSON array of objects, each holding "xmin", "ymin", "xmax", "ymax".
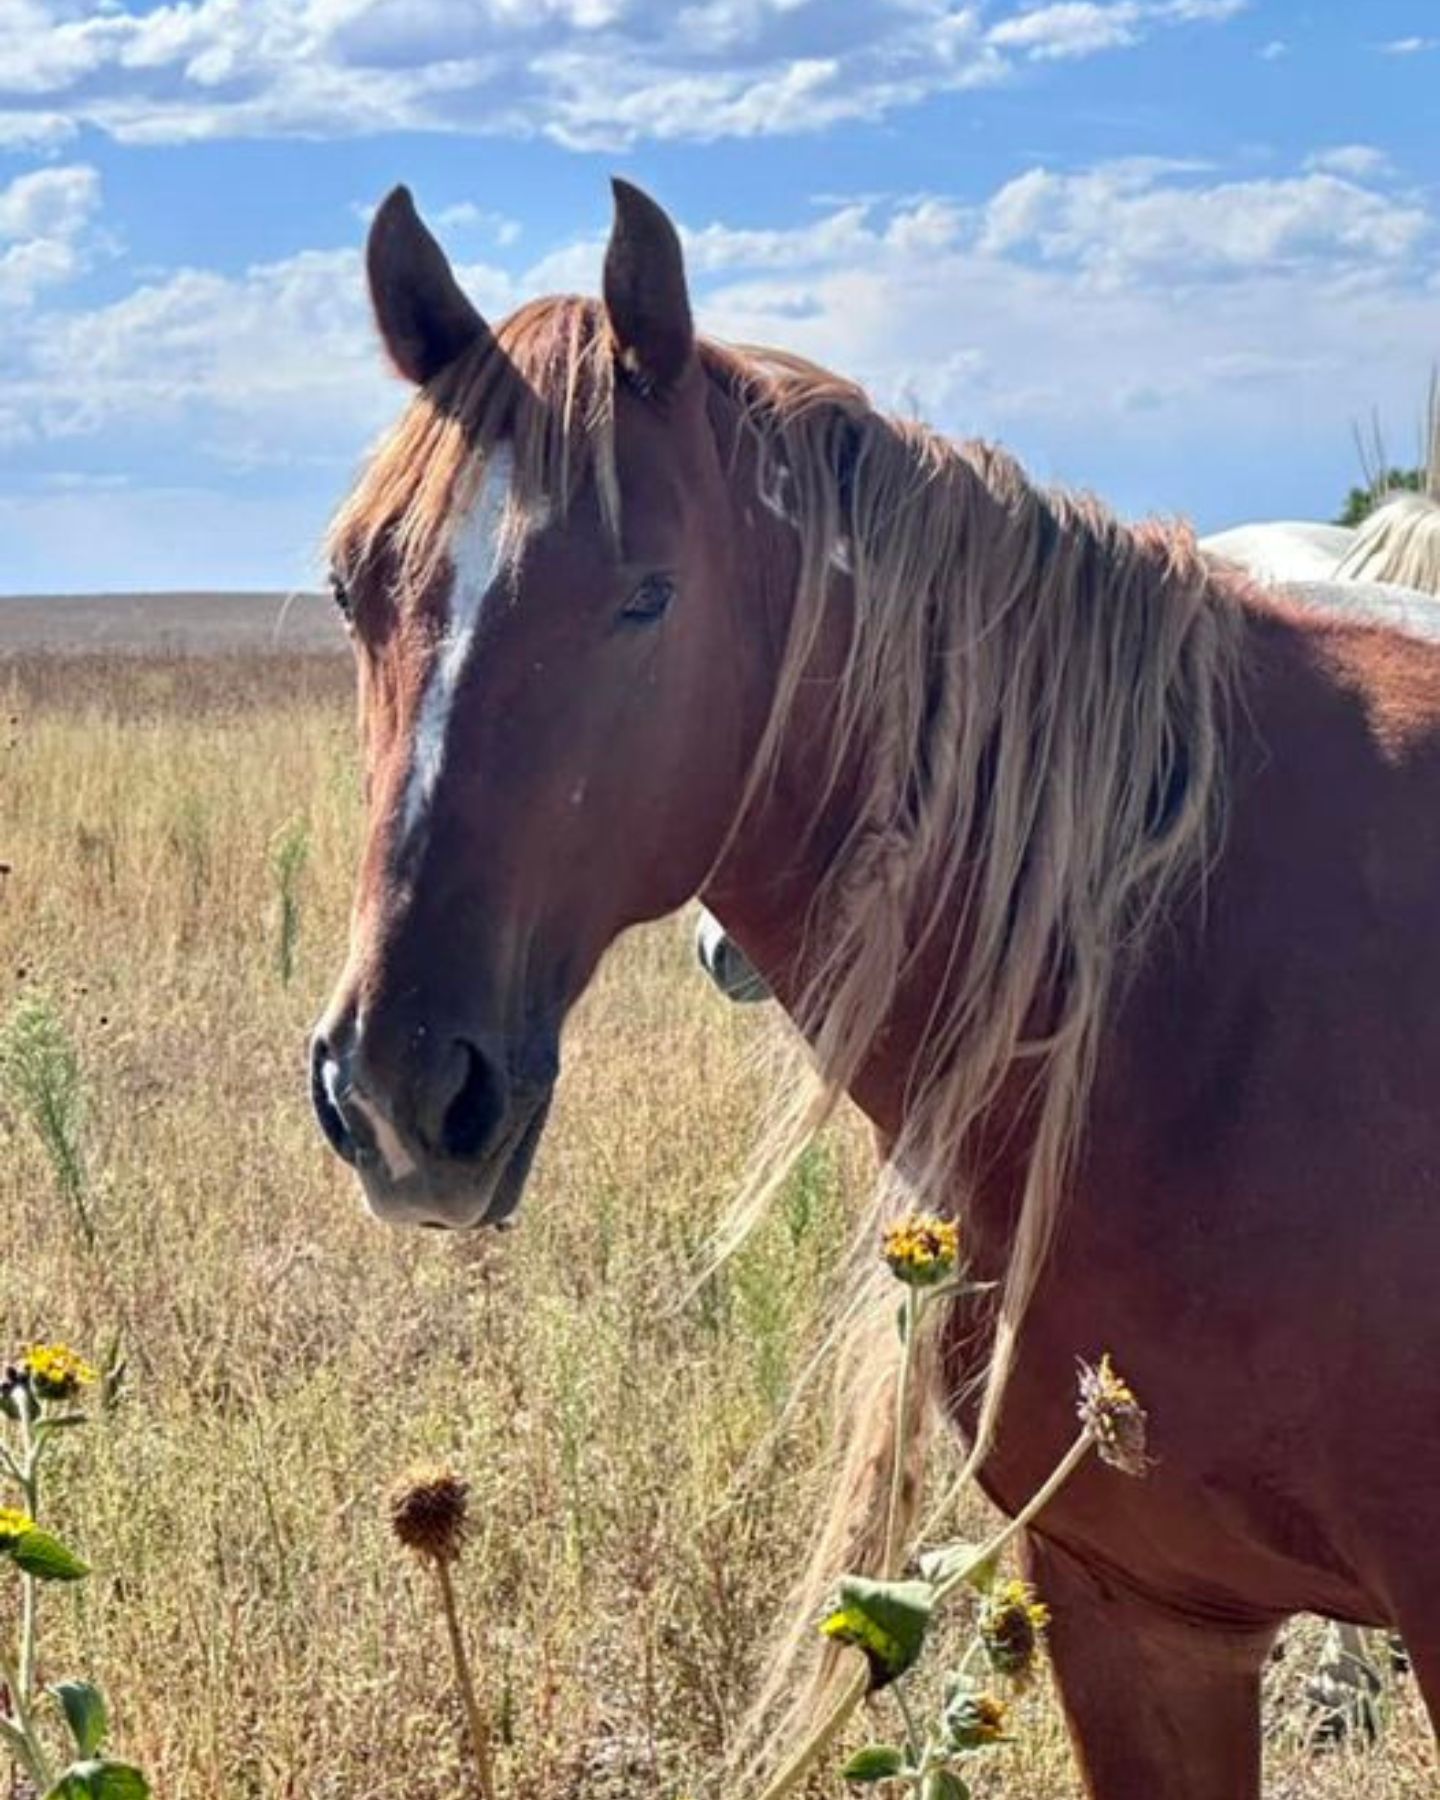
[
  {"xmin": 327, "ymin": 297, "xmax": 619, "ymax": 589},
  {"xmin": 1337, "ymin": 491, "xmax": 1440, "ymax": 593},
  {"xmin": 1338, "ymin": 374, "xmax": 1440, "ymax": 594},
  {"xmin": 715, "ymin": 344, "xmax": 1241, "ymax": 1751},
  {"xmin": 331, "ymin": 296, "xmax": 1243, "ymax": 1754}
]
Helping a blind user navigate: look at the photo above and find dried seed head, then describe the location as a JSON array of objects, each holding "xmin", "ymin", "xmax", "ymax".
[
  {"xmin": 1077, "ymin": 1352, "xmax": 1150, "ymax": 1477},
  {"xmin": 389, "ymin": 1465, "xmax": 471, "ymax": 1564},
  {"xmin": 943, "ymin": 1687, "xmax": 1010, "ymax": 1749}
]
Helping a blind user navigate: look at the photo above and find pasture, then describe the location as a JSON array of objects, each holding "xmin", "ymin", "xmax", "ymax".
[{"xmin": 0, "ymin": 641, "xmax": 1433, "ymax": 1797}]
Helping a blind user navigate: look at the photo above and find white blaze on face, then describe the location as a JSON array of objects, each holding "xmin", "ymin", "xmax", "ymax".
[{"xmin": 399, "ymin": 445, "xmax": 517, "ymax": 856}]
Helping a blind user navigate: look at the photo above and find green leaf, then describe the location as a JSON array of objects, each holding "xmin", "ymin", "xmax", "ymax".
[
  {"xmin": 921, "ymin": 1772, "xmax": 970, "ymax": 1800},
  {"xmin": 840, "ymin": 1744, "xmax": 908, "ymax": 1783},
  {"xmin": 12, "ymin": 1526, "xmax": 89, "ymax": 1581},
  {"xmin": 917, "ymin": 1542, "xmax": 995, "ymax": 1593},
  {"xmin": 50, "ymin": 1680, "xmax": 108, "ymax": 1758},
  {"xmin": 819, "ymin": 1575, "xmax": 935, "ymax": 1690},
  {"xmin": 45, "ymin": 1759, "xmax": 150, "ymax": 1800}
]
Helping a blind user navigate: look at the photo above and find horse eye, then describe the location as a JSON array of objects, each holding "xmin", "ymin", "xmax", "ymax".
[
  {"xmin": 329, "ymin": 570, "xmax": 353, "ymax": 623},
  {"xmin": 620, "ymin": 573, "xmax": 675, "ymax": 624}
]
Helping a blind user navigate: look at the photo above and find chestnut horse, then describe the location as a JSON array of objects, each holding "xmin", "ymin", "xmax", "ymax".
[{"xmin": 313, "ymin": 181, "xmax": 1440, "ymax": 1797}]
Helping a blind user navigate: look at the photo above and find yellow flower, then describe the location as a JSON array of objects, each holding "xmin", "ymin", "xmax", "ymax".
[
  {"xmin": 881, "ymin": 1213, "xmax": 961, "ymax": 1288},
  {"xmin": 979, "ymin": 1578, "xmax": 1051, "ymax": 1685},
  {"xmin": 0, "ymin": 1506, "xmax": 36, "ymax": 1550},
  {"xmin": 21, "ymin": 1343, "xmax": 96, "ymax": 1404},
  {"xmin": 388, "ymin": 1465, "xmax": 470, "ymax": 1564},
  {"xmin": 943, "ymin": 1688, "xmax": 1009, "ymax": 1749},
  {"xmin": 1077, "ymin": 1352, "xmax": 1150, "ymax": 1477}
]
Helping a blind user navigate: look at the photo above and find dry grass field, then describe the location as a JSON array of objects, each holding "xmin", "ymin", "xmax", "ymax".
[{"xmin": 0, "ymin": 640, "xmax": 1433, "ymax": 1797}]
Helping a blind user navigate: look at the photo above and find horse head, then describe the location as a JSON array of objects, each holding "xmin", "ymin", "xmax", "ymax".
[{"xmin": 312, "ymin": 182, "xmax": 790, "ymax": 1227}]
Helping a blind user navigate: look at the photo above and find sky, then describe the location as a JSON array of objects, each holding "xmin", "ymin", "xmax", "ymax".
[{"xmin": 2, "ymin": 1, "xmax": 1439, "ymax": 594}]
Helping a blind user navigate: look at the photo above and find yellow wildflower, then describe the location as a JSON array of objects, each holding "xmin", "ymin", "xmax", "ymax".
[
  {"xmin": 21, "ymin": 1343, "xmax": 97, "ymax": 1404},
  {"xmin": 1077, "ymin": 1352, "xmax": 1150, "ymax": 1477},
  {"xmin": 0, "ymin": 1506, "xmax": 35, "ymax": 1550},
  {"xmin": 882, "ymin": 1213, "xmax": 961, "ymax": 1288},
  {"xmin": 979, "ymin": 1578, "xmax": 1051, "ymax": 1685},
  {"xmin": 820, "ymin": 1606, "xmax": 893, "ymax": 1663}
]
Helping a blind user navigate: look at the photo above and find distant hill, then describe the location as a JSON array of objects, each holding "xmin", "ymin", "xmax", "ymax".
[{"xmin": 0, "ymin": 591, "xmax": 343, "ymax": 656}]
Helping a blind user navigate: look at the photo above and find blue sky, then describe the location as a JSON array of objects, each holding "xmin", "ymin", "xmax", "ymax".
[{"xmin": 2, "ymin": 1, "xmax": 1439, "ymax": 593}]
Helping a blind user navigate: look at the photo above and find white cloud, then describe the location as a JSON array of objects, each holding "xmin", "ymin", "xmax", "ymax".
[
  {"xmin": 0, "ymin": 108, "xmax": 78, "ymax": 148},
  {"xmin": 0, "ymin": 164, "xmax": 97, "ymax": 241},
  {"xmin": 986, "ymin": 0, "xmax": 1245, "ymax": 62},
  {"xmin": 430, "ymin": 202, "xmax": 521, "ymax": 245},
  {"xmin": 5, "ymin": 157, "xmax": 1435, "ymax": 451},
  {"xmin": 978, "ymin": 164, "xmax": 1429, "ymax": 279},
  {"xmin": 988, "ymin": 3, "xmax": 1146, "ymax": 60},
  {"xmin": 0, "ymin": 0, "xmax": 1246, "ymax": 149},
  {"xmin": 1306, "ymin": 144, "xmax": 1391, "ymax": 180},
  {"xmin": 1258, "ymin": 38, "xmax": 1286, "ymax": 60},
  {"xmin": 1381, "ymin": 36, "xmax": 1439, "ymax": 56},
  {"xmin": 0, "ymin": 163, "xmax": 102, "ymax": 304},
  {"xmin": 1161, "ymin": 0, "xmax": 1246, "ymax": 19},
  {"xmin": 521, "ymin": 193, "xmax": 969, "ymax": 293},
  {"xmin": 14, "ymin": 247, "xmax": 388, "ymax": 447},
  {"xmin": 5, "ymin": 150, "xmax": 1439, "ymax": 590}
]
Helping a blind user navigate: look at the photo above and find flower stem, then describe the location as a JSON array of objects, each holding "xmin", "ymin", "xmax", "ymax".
[
  {"xmin": 932, "ymin": 1426, "xmax": 1095, "ymax": 1608},
  {"xmin": 15, "ymin": 1385, "xmax": 41, "ymax": 1710},
  {"xmin": 891, "ymin": 1680, "xmax": 925, "ymax": 1767},
  {"xmin": 0, "ymin": 1647, "xmax": 54, "ymax": 1791},
  {"xmin": 883, "ymin": 1290, "xmax": 922, "ymax": 1575},
  {"xmin": 433, "ymin": 1558, "xmax": 496, "ymax": 1800}
]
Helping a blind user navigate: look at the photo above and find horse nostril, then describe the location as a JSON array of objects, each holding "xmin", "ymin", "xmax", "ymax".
[
  {"xmin": 310, "ymin": 1033, "xmax": 358, "ymax": 1165},
  {"xmin": 439, "ymin": 1038, "xmax": 507, "ymax": 1160}
]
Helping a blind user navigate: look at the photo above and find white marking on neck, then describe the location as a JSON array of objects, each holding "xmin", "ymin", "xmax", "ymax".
[
  {"xmin": 399, "ymin": 447, "xmax": 516, "ymax": 855},
  {"xmin": 758, "ymin": 446, "xmax": 852, "ymax": 574}
]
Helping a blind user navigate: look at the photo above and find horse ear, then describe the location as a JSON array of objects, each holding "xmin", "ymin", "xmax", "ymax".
[
  {"xmin": 603, "ymin": 178, "xmax": 695, "ymax": 395},
  {"xmin": 366, "ymin": 186, "xmax": 486, "ymax": 386}
]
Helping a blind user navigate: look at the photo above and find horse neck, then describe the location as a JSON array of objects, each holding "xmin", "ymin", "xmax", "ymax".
[
  {"xmin": 697, "ymin": 531, "xmax": 991, "ymax": 1151},
  {"xmin": 699, "ymin": 399, "xmax": 1234, "ymax": 1258}
]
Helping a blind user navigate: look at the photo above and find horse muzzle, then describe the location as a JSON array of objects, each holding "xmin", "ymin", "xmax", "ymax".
[{"xmin": 309, "ymin": 1019, "xmax": 556, "ymax": 1230}]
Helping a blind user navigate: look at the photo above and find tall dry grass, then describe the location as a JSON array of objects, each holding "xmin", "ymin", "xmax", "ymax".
[{"xmin": 0, "ymin": 650, "xmax": 1431, "ymax": 1797}]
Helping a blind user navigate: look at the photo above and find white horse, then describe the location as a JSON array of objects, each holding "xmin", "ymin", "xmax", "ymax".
[{"xmin": 1207, "ymin": 492, "xmax": 1440, "ymax": 629}]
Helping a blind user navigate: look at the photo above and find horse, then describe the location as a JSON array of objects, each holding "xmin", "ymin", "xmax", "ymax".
[
  {"xmin": 311, "ymin": 179, "xmax": 1440, "ymax": 1799},
  {"xmin": 694, "ymin": 494, "xmax": 1440, "ymax": 1743}
]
